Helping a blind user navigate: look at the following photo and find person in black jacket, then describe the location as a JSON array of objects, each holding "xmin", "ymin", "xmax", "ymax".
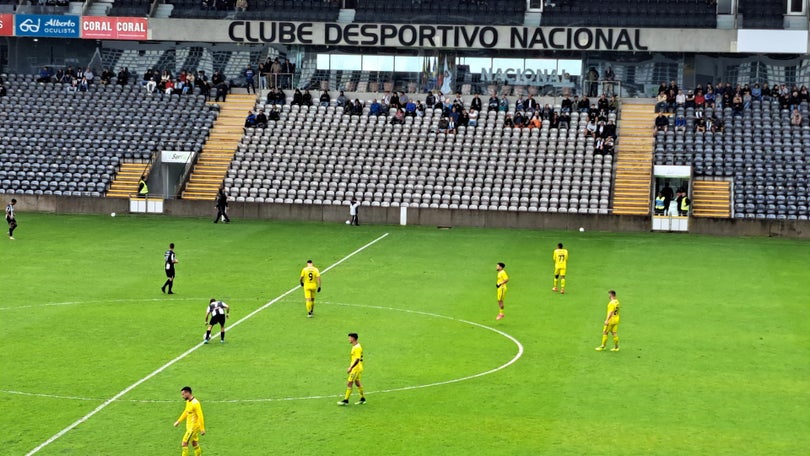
[{"xmin": 214, "ymin": 189, "xmax": 230, "ymax": 223}]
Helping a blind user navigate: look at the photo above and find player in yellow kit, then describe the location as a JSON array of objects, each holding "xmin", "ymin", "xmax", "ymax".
[
  {"xmin": 338, "ymin": 332, "xmax": 366, "ymax": 405},
  {"xmin": 552, "ymin": 243, "xmax": 569, "ymax": 293},
  {"xmin": 173, "ymin": 386, "xmax": 205, "ymax": 456},
  {"xmin": 596, "ymin": 290, "xmax": 621, "ymax": 352},
  {"xmin": 299, "ymin": 259, "xmax": 321, "ymax": 318},
  {"xmin": 495, "ymin": 262, "xmax": 509, "ymax": 320}
]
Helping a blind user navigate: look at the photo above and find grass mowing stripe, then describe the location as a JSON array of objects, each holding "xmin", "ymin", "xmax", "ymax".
[{"xmin": 24, "ymin": 232, "xmax": 389, "ymax": 456}]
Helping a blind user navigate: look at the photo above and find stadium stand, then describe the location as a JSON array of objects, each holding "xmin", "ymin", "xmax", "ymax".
[
  {"xmin": 654, "ymin": 94, "xmax": 810, "ymax": 220},
  {"xmin": 223, "ymin": 99, "xmax": 614, "ymax": 213},
  {"xmin": 0, "ymin": 74, "xmax": 217, "ymax": 197},
  {"xmin": 542, "ymin": 0, "xmax": 717, "ymax": 28},
  {"xmin": 107, "ymin": 0, "xmax": 152, "ymax": 16},
  {"xmin": 169, "ymin": 0, "xmax": 340, "ymax": 21},
  {"xmin": 738, "ymin": 0, "xmax": 785, "ymax": 29},
  {"xmin": 352, "ymin": 0, "xmax": 525, "ymax": 25}
]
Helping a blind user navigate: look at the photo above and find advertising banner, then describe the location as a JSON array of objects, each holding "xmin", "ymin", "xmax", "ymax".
[
  {"xmin": 81, "ymin": 16, "xmax": 148, "ymax": 40},
  {"xmin": 15, "ymin": 14, "xmax": 80, "ymax": 38},
  {"xmin": 0, "ymin": 14, "xmax": 13, "ymax": 37}
]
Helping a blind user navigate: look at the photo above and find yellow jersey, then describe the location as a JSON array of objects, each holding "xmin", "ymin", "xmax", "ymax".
[
  {"xmin": 350, "ymin": 343, "xmax": 363, "ymax": 371},
  {"xmin": 553, "ymin": 248, "xmax": 569, "ymax": 268},
  {"xmin": 606, "ymin": 298, "xmax": 620, "ymax": 325},
  {"xmin": 177, "ymin": 397, "xmax": 205, "ymax": 432},
  {"xmin": 300, "ymin": 266, "xmax": 320, "ymax": 287},
  {"xmin": 497, "ymin": 270, "xmax": 509, "ymax": 289}
]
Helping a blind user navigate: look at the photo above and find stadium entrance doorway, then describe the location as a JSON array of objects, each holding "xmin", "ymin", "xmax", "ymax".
[{"xmin": 652, "ymin": 166, "xmax": 691, "ymax": 232}]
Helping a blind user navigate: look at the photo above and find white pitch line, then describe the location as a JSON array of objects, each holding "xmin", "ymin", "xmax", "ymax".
[{"xmin": 24, "ymin": 232, "xmax": 390, "ymax": 456}]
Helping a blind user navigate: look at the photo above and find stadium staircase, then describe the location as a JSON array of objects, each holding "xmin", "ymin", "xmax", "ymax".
[
  {"xmin": 691, "ymin": 180, "xmax": 731, "ymax": 218},
  {"xmin": 106, "ymin": 163, "xmax": 150, "ymax": 198},
  {"xmin": 612, "ymin": 101, "xmax": 655, "ymax": 216},
  {"xmin": 182, "ymin": 93, "xmax": 256, "ymax": 200}
]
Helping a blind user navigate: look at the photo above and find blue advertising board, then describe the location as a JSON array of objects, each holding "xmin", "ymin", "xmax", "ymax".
[{"xmin": 15, "ymin": 14, "xmax": 80, "ymax": 38}]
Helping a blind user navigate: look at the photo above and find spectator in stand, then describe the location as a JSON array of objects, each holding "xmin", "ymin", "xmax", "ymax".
[
  {"xmin": 369, "ymin": 99, "xmax": 382, "ymax": 116},
  {"xmin": 425, "ymin": 91, "xmax": 436, "ymax": 108},
  {"xmin": 597, "ymin": 94, "xmax": 609, "ymax": 115},
  {"xmin": 655, "ymin": 112, "xmax": 669, "ymax": 132},
  {"xmin": 389, "ymin": 91, "xmax": 400, "ymax": 110},
  {"xmin": 415, "ymin": 101, "xmax": 425, "ymax": 117},
  {"xmin": 0, "ymin": 84, "xmax": 6, "ymax": 98},
  {"xmin": 145, "ymin": 77, "xmax": 157, "ymax": 94},
  {"xmin": 503, "ymin": 113, "xmax": 514, "ymax": 128},
  {"xmin": 549, "ymin": 111, "xmax": 559, "ymax": 129},
  {"xmin": 602, "ymin": 137, "xmax": 614, "ymax": 155},
  {"xmin": 666, "ymin": 89, "xmax": 677, "ymax": 112},
  {"xmin": 603, "ymin": 65, "xmax": 616, "ymax": 95},
  {"xmin": 655, "ymin": 91, "xmax": 668, "ymax": 113},
  {"xmin": 603, "ymin": 119, "xmax": 617, "ymax": 139},
  {"xmin": 468, "ymin": 108, "xmax": 479, "ymax": 127},
  {"xmin": 657, "ymin": 82, "xmax": 668, "ymax": 96},
  {"xmin": 351, "ymin": 99, "xmax": 364, "ymax": 115},
  {"xmin": 704, "ymin": 86, "xmax": 715, "ymax": 108},
  {"xmin": 588, "ymin": 104, "xmax": 600, "ymax": 121},
  {"xmin": 515, "ymin": 95, "xmax": 525, "ymax": 113},
  {"xmin": 438, "ymin": 115, "xmax": 449, "ymax": 133},
  {"xmin": 235, "ymin": 0, "xmax": 247, "ymax": 11},
  {"xmin": 695, "ymin": 117, "xmax": 706, "ymax": 133},
  {"xmin": 751, "ymin": 83, "xmax": 762, "ymax": 101},
  {"xmin": 470, "ymin": 94, "xmax": 482, "ymax": 113},
  {"xmin": 269, "ymin": 58, "xmax": 281, "ymax": 88},
  {"xmin": 761, "ymin": 83, "xmax": 772, "ymax": 100},
  {"xmin": 257, "ymin": 61, "xmax": 267, "ymax": 90},
  {"xmin": 54, "ymin": 68, "xmax": 65, "ymax": 83},
  {"xmin": 458, "ymin": 108, "xmax": 469, "ymax": 127},
  {"xmin": 488, "ymin": 94, "xmax": 499, "ymax": 112},
  {"xmin": 559, "ymin": 111, "xmax": 571, "ymax": 129},
  {"xmin": 212, "ymin": 70, "xmax": 224, "ymax": 87},
  {"xmin": 711, "ymin": 117, "xmax": 724, "ymax": 133},
  {"xmin": 214, "ymin": 81, "xmax": 228, "ymax": 102},
  {"xmin": 336, "ymin": 90, "xmax": 347, "ymax": 107},
  {"xmin": 526, "ymin": 94, "xmax": 538, "ymax": 113},
  {"xmin": 791, "ymin": 108, "xmax": 803, "ymax": 127},
  {"xmin": 789, "ymin": 89, "xmax": 802, "ymax": 111},
  {"xmin": 694, "ymin": 89, "xmax": 705, "ymax": 109},
  {"xmin": 685, "ymin": 90, "xmax": 695, "ymax": 109},
  {"xmin": 561, "ymin": 94, "xmax": 573, "ymax": 113},
  {"xmin": 391, "ymin": 108, "xmax": 405, "ymax": 125},
  {"xmin": 577, "ymin": 95, "xmax": 590, "ymax": 113},
  {"xmin": 587, "ymin": 66, "xmax": 599, "ymax": 97},
  {"xmin": 244, "ymin": 66, "xmax": 255, "ymax": 94},
  {"xmin": 513, "ymin": 111, "xmax": 525, "ymax": 128},
  {"xmin": 674, "ymin": 115, "xmax": 686, "ymax": 133},
  {"xmin": 79, "ymin": 77, "xmax": 89, "ymax": 92},
  {"xmin": 100, "ymin": 68, "xmax": 113, "ymax": 85},
  {"xmin": 381, "ymin": 91, "xmax": 391, "ymax": 111},
  {"xmin": 268, "ymin": 106, "xmax": 280, "ymax": 121},
  {"xmin": 164, "ymin": 78, "xmax": 175, "ymax": 94},
  {"xmin": 732, "ymin": 92, "xmax": 743, "ymax": 116},
  {"xmin": 405, "ymin": 98, "xmax": 417, "ymax": 117},
  {"xmin": 675, "ymin": 89, "xmax": 686, "ymax": 110},
  {"xmin": 292, "ymin": 88, "xmax": 303, "ymax": 106},
  {"xmin": 244, "ymin": 110, "xmax": 256, "ymax": 129},
  {"xmin": 743, "ymin": 89, "xmax": 752, "ymax": 111},
  {"xmin": 584, "ymin": 118, "xmax": 597, "ymax": 137},
  {"xmin": 319, "ymin": 90, "xmax": 331, "ymax": 107},
  {"xmin": 400, "ymin": 91, "xmax": 410, "ymax": 107},
  {"xmin": 302, "ymin": 89, "xmax": 313, "ymax": 106},
  {"xmin": 36, "ymin": 67, "xmax": 52, "ymax": 83},
  {"xmin": 540, "ymin": 103, "xmax": 552, "ymax": 119},
  {"xmin": 255, "ymin": 109, "xmax": 267, "ymax": 128},
  {"xmin": 528, "ymin": 113, "xmax": 542, "ymax": 129},
  {"xmin": 498, "ymin": 97, "xmax": 509, "ymax": 112}
]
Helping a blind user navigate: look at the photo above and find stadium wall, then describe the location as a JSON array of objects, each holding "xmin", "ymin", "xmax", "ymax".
[{"xmin": 8, "ymin": 194, "xmax": 810, "ymax": 239}]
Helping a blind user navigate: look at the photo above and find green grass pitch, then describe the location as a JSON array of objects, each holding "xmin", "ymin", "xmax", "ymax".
[{"xmin": 1, "ymin": 213, "xmax": 808, "ymax": 455}]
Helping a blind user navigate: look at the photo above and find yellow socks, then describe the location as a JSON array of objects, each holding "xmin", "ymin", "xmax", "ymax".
[
  {"xmin": 560, "ymin": 278, "xmax": 566, "ymax": 289},
  {"xmin": 306, "ymin": 301, "xmax": 313, "ymax": 313},
  {"xmin": 553, "ymin": 277, "xmax": 558, "ymax": 288},
  {"xmin": 358, "ymin": 387, "xmax": 364, "ymax": 398},
  {"xmin": 194, "ymin": 445, "xmax": 202, "ymax": 456},
  {"xmin": 344, "ymin": 388, "xmax": 352, "ymax": 400},
  {"xmin": 613, "ymin": 336, "xmax": 619, "ymax": 347},
  {"xmin": 182, "ymin": 447, "xmax": 189, "ymax": 456},
  {"xmin": 601, "ymin": 334, "xmax": 608, "ymax": 347}
]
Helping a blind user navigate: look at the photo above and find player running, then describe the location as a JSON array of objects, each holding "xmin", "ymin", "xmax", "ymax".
[
  {"xmin": 204, "ymin": 298, "xmax": 230, "ymax": 344},
  {"xmin": 299, "ymin": 259, "xmax": 321, "ymax": 318},
  {"xmin": 496, "ymin": 262, "xmax": 509, "ymax": 320},
  {"xmin": 595, "ymin": 290, "xmax": 621, "ymax": 352},
  {"xmin": 338, "ymin": 332, "xmax": 366, "ymax": 405},
  {"xmin": 552, "ymin": 243, "xmax": 569, "ymax": 293},
  {"xmin": 173, "ymin": 386, "xmax": 205, "ymax": 456}
]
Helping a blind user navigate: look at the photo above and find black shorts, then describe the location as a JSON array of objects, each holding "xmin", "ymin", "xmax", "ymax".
[
  {"xmin": 165, "ymin": 267, "xmax": 175, "ymax": 278},
  {"xmin": 209, "ymin": 314, "xmax": 226, "ymax": 327}
]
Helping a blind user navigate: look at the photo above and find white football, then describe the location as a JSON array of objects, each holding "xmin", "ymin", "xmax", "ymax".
[
  {"xmin": 579, "ymin": 227, "xmax": 585, "ymax": 232},
  {"xmin": 111, "ymin": 212, "xmax": 116, "ymax": 217},
  {"xmin": 345, "ymin": 220, "xmax": 350, "ymax": 224}
]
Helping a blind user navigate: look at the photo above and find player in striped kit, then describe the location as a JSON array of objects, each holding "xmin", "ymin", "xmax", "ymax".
[{"xmin": 204, "ymin": 298, "xmax": 230, "ymax": 344}]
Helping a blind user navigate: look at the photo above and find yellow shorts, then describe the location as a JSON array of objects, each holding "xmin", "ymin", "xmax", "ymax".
[
  {"xmin": 182, "ymin": 428, "xmax": 200, "ymax": 445},
  {"xmin": 602, "ymin": 322, "xmax": 619, "ymax": 334},
  {"xmin": 496, "ymin": 286, "xmax": 507, "ymax": 301},
  {"xmin": 554, "ymin": 267, "xmax": 566, "ymax": 276},
  {"xmin": 304, "ymin": 286, "xmax": 317, "ymax": 299},
  {"xmin": 347, "ymin": 368, "xmax": 363, "ymax": 383}
]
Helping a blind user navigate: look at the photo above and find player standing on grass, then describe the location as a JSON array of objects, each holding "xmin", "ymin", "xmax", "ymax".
[
  {"xmin": 162, "ymin": 243, "xmax": 178, "ymax": 294},
  {"xmin": 552, "ymin": 243, "xmax": 569, "ymax": 294},
  {"xmin": 596, "ymin": 290, "xmax": 621, "ymax": 352},
  {"xmin": 496, "ymin": 262, "xmax": 509, "ymax": 320},
  {"xmin": 338, "ymin": 332, "xmax": 366, "ymax": 405},
  {"xmin": 173, "ymin": 386, "xmax": 205, "ymax": 456},
  {"xmin": 204, "ymin": 298, "xmax": 230, "ymax": 344},
  {"xmin": 6, "ymin": 198, "xmax": 17, "ymax": 240},
  {"xmin": 299, "ymin": 259, "xmax": 321, "ymax": 318}
]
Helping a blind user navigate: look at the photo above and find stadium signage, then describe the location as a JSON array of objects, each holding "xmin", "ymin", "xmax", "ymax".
[
  {"xmin": 81, "ymin": 17, "xmax": 148, "ymax": 40},
  {"xmin": 15, "ymin": 14, "xmax": 80, "ymax": 38},
  {"xmin": 225, "ymin": 22, "xmax": 649, "ymax": 51},
  {"xmin": 0, "ymin": 14, "xmax": 13, "ymax": 37},
  {"xmin": 480, "ymin": 68, "xmax": 575, "ymax": 87}
]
